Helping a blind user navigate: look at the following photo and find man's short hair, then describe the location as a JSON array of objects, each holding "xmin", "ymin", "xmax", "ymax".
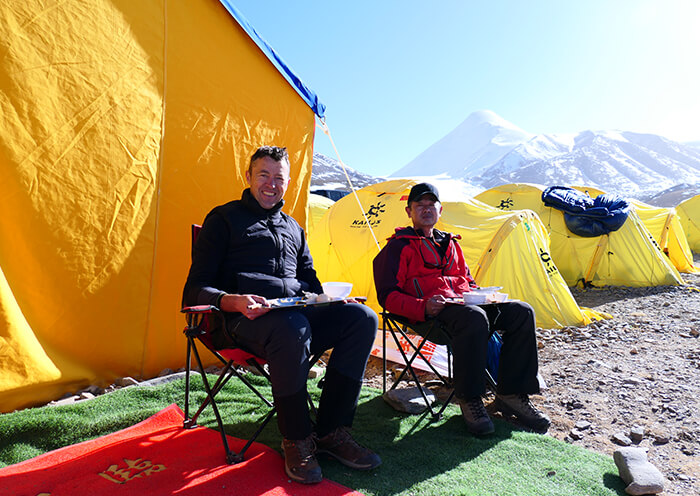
[
  {"xmin": 407, "ymin": 182, "xmax": 440, "ymax": 205},
  {"xmin": 248, "ymin": 146, "xmax": 289, "ymax": 173}
]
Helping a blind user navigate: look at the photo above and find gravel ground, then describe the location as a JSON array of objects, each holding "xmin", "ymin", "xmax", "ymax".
[
  {"xmin": 537, "ymin": 264, "xmax": 700, "ymax": 496},
  {"xmin": 367, "ymin": 255, "xmax": 700, "ymax": 496}
]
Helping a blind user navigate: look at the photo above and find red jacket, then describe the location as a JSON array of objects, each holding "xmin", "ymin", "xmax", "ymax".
[{"xmin": 373, "ymin": 226, "xmax": 477, "ymax": 322}]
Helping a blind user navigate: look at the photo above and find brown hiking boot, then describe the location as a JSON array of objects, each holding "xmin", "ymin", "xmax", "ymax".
[
  {"xmin": 494, "ymin": 393, "xmax": 551, "ymax": 432},
  {"xmin": 315, "ymin": 427, "xmax": 382, "ymax": 470},
  {"xmin": 459, "ymin": 397, "xmax": 495, "ymax": 436},
  {"xmin": 281, "ymin": 436, "xmax": 322, "ymax": 484}
]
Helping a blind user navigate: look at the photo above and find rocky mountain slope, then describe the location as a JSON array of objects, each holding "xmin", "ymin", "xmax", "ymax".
[{"xmin": 310, "ymin": 152, "xmax": 382, "ymax": 190}]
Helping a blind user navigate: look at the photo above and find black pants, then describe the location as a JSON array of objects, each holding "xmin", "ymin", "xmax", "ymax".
[
  {"xmin": 415, "ymin": 301, "xmax": 540, "ymax": 399},
  {"xmin": 220, "ymin": 302, "xmax": 378, "ymax": 439}
]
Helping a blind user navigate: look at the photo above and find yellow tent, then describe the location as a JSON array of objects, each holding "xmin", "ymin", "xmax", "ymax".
[
  {"xmin": 0, "ymin": 0, "xmax": 323, "ymax": 412},
  {"xmin": 628, "ymin": 200, "xmax": 698, "ymax": 274},
  {"xmin": 308, "ymin": 179, "xmax": 605, "ymax": 329},
  {"xmin": 572, "ymin": 186, "xmax": 698, "ymax": 274},
  {"xmin": 307, "ymin": 193, "xmax": 336, "ymax": 236},
  {"xmin": 475, "ymin": 184, "xmax": 684, "ymax": 287},
  {"xmin": 677, "ymin": 194, "xmax": 700, "ymax": 254}
]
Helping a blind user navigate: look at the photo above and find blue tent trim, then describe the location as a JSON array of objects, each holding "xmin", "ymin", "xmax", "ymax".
[{"xmin": 219, "ymin": 0, "xmax": 326, "ymax": 118}]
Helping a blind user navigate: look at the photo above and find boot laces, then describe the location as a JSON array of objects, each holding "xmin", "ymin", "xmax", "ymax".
[
  {"xmin": 515, "ymin": 394, "xmax": 540, "ymax": 416},
  {"xmin": 466, "ymin": 398, "xmax": 488, "ymax": 420},
  {"xmin": 288, "ymin": 437, "xmax": 316, "ymax": 464},
  {"xmin": 324, "ymin": 426, "xmax": 358, "ymax": 449}
]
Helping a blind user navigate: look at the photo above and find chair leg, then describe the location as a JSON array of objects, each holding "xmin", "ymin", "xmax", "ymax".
[
  {"xmin": 382, "ymin": 319, "xmax": 388, "ymax": 393},
  {"xmin": 382, "ymin": 315, "xmax": 457, "ymax": 419},
  {"xmin": 184, "ymin": 338, "xmax": 193, "ymax": 427},
  {"xmin": 307, "ymin": 351, "xmax": 324, "ymax": 421},
  {"xmin": 188, "ymin": 339, "xmax": 237, "ymax": 463},
  {"xmin": 230, "ymin": 407, "xmax": 277, "ymax": 463},
  {"xmin": 182, "ymin": 330, "xmax": 323, "ymax": 464}
]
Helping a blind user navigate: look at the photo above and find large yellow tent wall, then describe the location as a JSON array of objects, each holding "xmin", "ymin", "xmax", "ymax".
[
  {"xmin": 572, "ymin": 186, "xmax": 698, "ymax": 274},
  {"xmin": 308, "ymin": 179, "xmax": 604, "ymax": 329},
  {"xmin": 676, "ymin": 195, "xmax": 700, "ymax": 255},
  {"xmin": 475, "ymin": 184, "xmax": 684, "ymax": 287},
  {"xmin": 0, "ymin": 0, "xmax": 323, "ymax": 412}
]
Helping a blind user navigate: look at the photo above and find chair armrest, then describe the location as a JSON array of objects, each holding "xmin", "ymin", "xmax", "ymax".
[
  {"xmin": 382, "ymin": 310, "xmax": 439, "ymax": 334},
  {"xmin": 181, "ymin": 305, "xmax": 220, "ymax": 314}
]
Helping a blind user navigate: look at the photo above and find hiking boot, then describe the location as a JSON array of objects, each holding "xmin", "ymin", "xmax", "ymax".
[
  {"xmin": 281, "ymin": 436, "xmax": 322, "ymax": 484},
  {"xmin": 494, "ymin": 393, "xmax": 551, "ymax": 432},
  {"xmin": 315, "ymin": 427, "xmax": 382, "ymax": 470},
  {"xmin": 459, "ymin": 397, "xmax": 495, "ymax": 436}
]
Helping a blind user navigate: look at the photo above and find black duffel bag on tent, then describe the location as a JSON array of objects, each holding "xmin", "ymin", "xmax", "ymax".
[{"xmin": 542, "ymin": 186, "xmax": 631, "ymax": 237}]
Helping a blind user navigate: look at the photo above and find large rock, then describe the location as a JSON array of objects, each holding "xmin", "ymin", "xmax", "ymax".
[
  {"xmin": 613, "ymin": 447, "xmax": 665, "ymax": 495},
  {"xmin": 382, "ymin": 387, "xmax": 436, "ymax": 414}
]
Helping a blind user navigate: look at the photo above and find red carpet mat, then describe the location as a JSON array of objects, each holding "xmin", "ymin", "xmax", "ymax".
[{"xmin": 0, "ymin": 404, "xmax": 364, "ymax": 496}]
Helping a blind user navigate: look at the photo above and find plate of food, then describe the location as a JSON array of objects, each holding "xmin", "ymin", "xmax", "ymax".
[
  {"xmin": 264, "ymin": 293, "xmax": 365, "ymax": 309},
  {"xmin": 446, "ymin": 290, "xmax": 509, "ymax": 305}
]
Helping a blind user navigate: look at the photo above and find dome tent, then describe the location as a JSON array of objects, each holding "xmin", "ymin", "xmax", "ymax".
[
  {"xmin": 475, "ymin": 184, "xmax": 684, "ymax": 287},
  {"xmin": 677, "ymin": 194, "xmax": 700, "ymax": 254},
  {"xmin": 0, "ymin": 0, "xmax": 324, "ymax": 412},
  {"xmin": 307, "ymin": 193, "xmax": 336, "ymax": 236},
  {"xmin": 308, "ymin": 179, "xmax": 605, "ymax": 329},
  {"xmin": 568, "ymin": 186, "xmax": 697, "ymax": 274}
]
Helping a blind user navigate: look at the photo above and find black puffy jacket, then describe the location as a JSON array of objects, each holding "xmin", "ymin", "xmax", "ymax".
[{"xmin": 182, "ymin": 188, "xmax": 322, "ymax": 309}]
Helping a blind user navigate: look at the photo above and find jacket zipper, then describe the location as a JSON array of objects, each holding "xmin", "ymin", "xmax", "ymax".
[{"xmin": 268, "ymin": 218, "xmax": 284, "ymax": 285}]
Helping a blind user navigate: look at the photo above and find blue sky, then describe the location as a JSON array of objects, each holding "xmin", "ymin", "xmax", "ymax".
[{"xmin": 233, "ymin": 1, "xmax": 700, "ymax": 177}]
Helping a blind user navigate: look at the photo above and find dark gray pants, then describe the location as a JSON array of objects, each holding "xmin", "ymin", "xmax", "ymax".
[
  {"xmin": 221, "ymin": 302, "xmax": 378, "ymax": 439},
  {"xmin": 417, "ymin": 300, "xmax": 540, "ymax": 399}
]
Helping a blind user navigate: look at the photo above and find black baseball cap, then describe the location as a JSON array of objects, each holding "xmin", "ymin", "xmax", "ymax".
[{"xmin": 407, "ymin": 182, "xmax": 440, "ymax": 205}]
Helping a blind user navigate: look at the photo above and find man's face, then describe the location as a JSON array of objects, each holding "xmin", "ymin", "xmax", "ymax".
[
  {"xmin": 406, "ymin": 195, "xmax": 442, "ymax": 232},
  {"xmin": 246, "ymin": 156, "xmax": 290, "ymax": 210}
]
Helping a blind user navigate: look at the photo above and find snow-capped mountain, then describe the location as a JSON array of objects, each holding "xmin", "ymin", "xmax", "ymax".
[
  {"xmin": 310, "ymin": 152, "xmax": 382, "ymax": 190},
  {"xmin": 392, "ymin": 110, "xmax": 534, "ymax": 179},
  {"xmin": 392, "ymin": 111, "xmax": 700, "ymax": 198}
]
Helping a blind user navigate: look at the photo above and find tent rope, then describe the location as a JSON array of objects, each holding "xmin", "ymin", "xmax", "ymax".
[{"xmin": 317, "ymin": 119, "xmax": 381, "ymax": 251}]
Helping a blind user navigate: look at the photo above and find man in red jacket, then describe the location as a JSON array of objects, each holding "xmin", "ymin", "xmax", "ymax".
[{"xmin": 373, "ymin": 183, "xmax": 550, "ymax": 435}]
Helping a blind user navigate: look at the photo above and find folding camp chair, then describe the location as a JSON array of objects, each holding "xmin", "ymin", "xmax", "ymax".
[
  {"xmin": 381, "ymin": 310, "xmax": 498, "ymax": 420},
  {"xmin": 182, "ymin": 225, "xmax": 320, "ymax": 464}
]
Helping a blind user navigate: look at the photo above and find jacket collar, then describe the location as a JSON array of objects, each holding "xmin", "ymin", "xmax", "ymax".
[{"xmin": 391, "ymin": 226, "xmax": 451, "ymax": 242}]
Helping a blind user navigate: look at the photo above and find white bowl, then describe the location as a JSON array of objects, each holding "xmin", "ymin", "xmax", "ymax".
[
  {"xmin": 463, "ymin": 293, "xmax": 488, "ymax": 305},
  {"xmin": 322, "ymin": 282, "xmax": 353, "ymax": 299}
]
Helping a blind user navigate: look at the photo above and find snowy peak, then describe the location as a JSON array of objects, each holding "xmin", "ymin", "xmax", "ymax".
[
  {"xmin": 392, "ymin": 110, "xmax": 533, "ymax": 179},
  {"xmin": 464, "ymin": 109, "xmax": 525, "ymax": 133}
]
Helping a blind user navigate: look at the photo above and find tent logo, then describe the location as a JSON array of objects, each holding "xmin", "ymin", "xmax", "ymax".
[
  {"xmin": 498, "ymin": 198, "xmax": 514, "ymax": 210},
  {"xmin": 539, "ymin": 248, "xmax": 559, "ymax": 277},
  {"xmin": 351, "ymin": 201, "xmax": 386, "ymax": 228}
]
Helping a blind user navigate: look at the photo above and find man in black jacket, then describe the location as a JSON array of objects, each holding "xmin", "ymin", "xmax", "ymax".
[{"xmin": 183, "ymin": 146, "xmax": 380, "ymax": 484}]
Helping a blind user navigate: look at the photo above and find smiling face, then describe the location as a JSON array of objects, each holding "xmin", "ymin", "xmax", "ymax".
[
  {"xmin": 406, "ymin": 195, "xmax": 442, "ymax": 234},
  {"xmin": 246, "ymin": 156, "xmax": 290, "ymax": 210}
]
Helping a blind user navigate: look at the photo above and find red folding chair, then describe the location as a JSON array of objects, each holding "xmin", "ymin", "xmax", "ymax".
[{"xmin": 182, "ymin": 225, "xmax": 319, "ymax": 464}]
